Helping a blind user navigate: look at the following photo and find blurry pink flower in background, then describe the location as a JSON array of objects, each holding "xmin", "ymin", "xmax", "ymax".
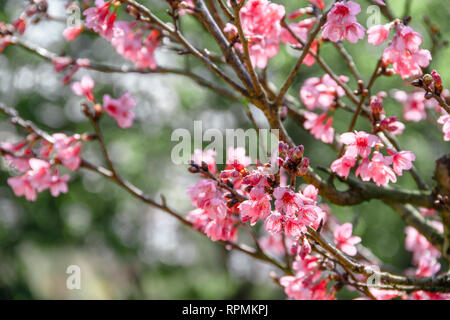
[{"xmin": 103, "ymin": 92, "xmax": 136, "ymax": 129}]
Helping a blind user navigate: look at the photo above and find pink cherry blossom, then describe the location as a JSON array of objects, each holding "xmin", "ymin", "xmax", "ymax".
[
  {"xmin": 300, "ymin": 74, "xmax": 348, "ymax": 111},
  {"xmin": 303, "ymin": 112, "xmax": 335, "ymax": 144},
  {"xmin": 226, "ymin": 147, "xmax": 252, "ymax": 170},
  {"xmin": 280, "ymin": 18, "xmax": 318, "ymax": 66},
  {"xmin": 52, "ymin": 134, "xmax": 82, "ymax": 171},
  {"xmin": 340, "ymin": 131, "xmax": 379, "ymax": 159},
  {"xmin": 392, "ymin": 90, "xmax": 428, "ymax": 122},
  {"xmin": 322, "ymin": 1, "xmax": 365, "ymax": 44},
  {"xmin": 405, "ymin": 225, "xmax": 441, "ymax": 265},
  {"xmin": 103, "ymin": 92, "xmax": 136, "ymax": 129},
  {"xmin": 186, "ymin": 208, "xmax": 209, "ymax": 231},
  {"xmin": 48, "ymin": 170, "xmax": 70, "ymax": 197},
  {"xmin": 71, "ymin": 75, "xmax": 95, "ymax": 102},
  {"xmin": 239, "ymin": 194, "xmax": 272, "ymax": 226},
  {"xmin": 1, "ymin": 140, "xmax": 31, "ymax": 172},
  {"xmin": 63, "ymin": 25, "xmax": 83, "ymax": 42},
  {"xmin": 273, "ymin": 187, "xmax": 303, "ymax": 217},
  {"xmin": 415, "ymin": 252, "xmax": 441, "ymax": 277},
  {"xmin": 264, "ymin": 211, "xmax": 284, "ymax": 234},
  {"xmin": 437, "ymin": 114, "xmax": 450, "ymax": 141},
  {"xmin": 238, "ymin": 0, "xmax": 285, "ymax": 68},
  {"xmin": 330, "ymin": 155, "xmax": 356, "ymax": 179},
  {"xmin": 27, "ymin": 159, "xmax": 52, "ymax": 192},
  {"xmin": 355, "ymin": 157, "xmax": 371, "ymax": 181},
  {"xmin": 191, "ymin": 149, "xmax": 217, "ymax": 174},
  {"xmin": 367, "ymin": 151, "xmax": 397, "ymax": 186},
  {"xmin": 387, "ymin": 150, "xmax": 415, "ymax": 176},
  {"xmin": 382, "ymin": 25, "xmax": 431, "ymax": 79},
  {"xmin": 83, "ymin": 0, "xmax": 115, "ymax": 38},
  {"xmin": 367, "ymin": 24, "xmax": 390, "ymax": 46},
  {"xmin": 7, "ymin": 175, "xmax": 36, "ymax": 201},
  {"xmin": 333, "ymin": 222, "xmax": 361, "ymax": 256}
]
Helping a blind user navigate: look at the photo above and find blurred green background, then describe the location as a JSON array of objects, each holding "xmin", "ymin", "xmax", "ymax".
[{"xmin": 0, "ymin": 0, "xmax": 448, "ymax": 299}]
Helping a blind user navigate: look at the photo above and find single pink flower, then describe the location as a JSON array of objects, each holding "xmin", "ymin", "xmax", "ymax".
[
  {"xmin": 103, "ymin": 92, "xmax": 136, "ymax": 129},
  {"xmin": 273, "ymin": 187, "xmax": 303, "ymax": 217},
  {"xmin": 367, "ymin": 24, "xmax": 390, "ymax": 46},
  {"xmin": 7, "ymin": 175, "xmax": 36, "ymax": 201},
  {"xmin": 340, "ymin": 131, "xmax": 379, "ymax": 159},
  {"xmin": 333, "ymin": 222, "xmax": 361, "ymax": 256},
  {"xmin": 226, "ymin": 147, "xmax": 252, "ymax": 171},
  {"xmin": 387, "ymin": 149, "xmax": 415, "ymax": 176},
  {"xmin": 71, "ymin": 75, "xmax": 95, "ymax": 102},
  {"xmin": 264, "ymin": 211, "xmax": 284, "ymax": 234},
  {"xmin": 368, "ymin": 152, "xmax": 397, "ymax": 186},
  {"xmin": 330, "ymin": 155, "xmax": 356, "ymax": 179},
  {"xmin": 49, "ymin": 171, "xmax": 70, "ymax": 197}
]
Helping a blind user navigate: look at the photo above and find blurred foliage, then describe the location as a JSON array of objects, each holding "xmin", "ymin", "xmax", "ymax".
[{"xmin": 0, "ymin": 0, "xmax": 449, "ymax": 299}]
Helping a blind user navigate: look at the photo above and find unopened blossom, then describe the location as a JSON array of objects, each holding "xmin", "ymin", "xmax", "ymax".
[
  {"xmin": 238, "ymin": 0, "xmax": 285, "ymax": 68},
  {"xmin": 368, "ymin": 151, "xmax": 397, "ymax": 186},
  {"xmin": 71, "ymin": 75, "xmax": 95, "ymax": 102},
  {"xmin": 303, "ymin": 112, "xmax": 335, "ymax": 144},
  {"xmin": 330, "ymin": 155, "xmax": 356, "ymax": 179},
  {"xmin": 340, "ymin": 131, "xmax": 379, "ymax": 159},
  {"xmin": 333, "ymin": 222, "xmax": 361, "ymax": 256},
  {"xmin": 300, "ymin": 74, "xmax": 348, "ymax": 111},
  {"xmin": 103, "ymin": 92, "xmax": 136, "ymax": 129},
  {"xmin": 63, "ymin": 25, "xmax": 83, "ymax": 42},
  {"xmin": 367, "ymin": 24, "xmax": 390, "ymax": 46},
  {"xmin": 387, "ymin": 150, "xmax": 415, "ymax": 176},
  {"xmin": 191, "ymin": 149, "xmax": 217, "ymax": 174},
  {"xmin": 322, "ymin": 1, "xmax": 365, "ymax": 43},
  {"xmin": 308, "ymin": 0, "xmax": 325, "ymax": 10},
  {"xmin": 437, "ymin": 114, "xmax": 450, "ymax": 141}
]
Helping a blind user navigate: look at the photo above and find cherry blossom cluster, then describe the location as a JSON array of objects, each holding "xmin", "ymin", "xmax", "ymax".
[
  {"xmin": 331, "ymin": 130, "xmax": 415, "ymax": 186},
  {"xmin": 3, "ymin": 133, "xmax": 82, "ymax": 201},
  {"xmin": 82, "ymin": 0, "xmax": 161, "ymax": 69},
  {"xmin": 186, "ymin": 144, "xmax": 325, "ymax": 242},
  {"xmin": 368, "ymin": 20, "xmax": 431, "ymax": 79},
  {"xmin": 321, "ymin": 1, "xmax": 365, "ymax": 44},
  {"xmin": 300, "ymin": 74, "xmax": 349, "ymax": 143},
  {"xmin": 223, "ymin": 0, "xmax": 323, "ymax": 69}
]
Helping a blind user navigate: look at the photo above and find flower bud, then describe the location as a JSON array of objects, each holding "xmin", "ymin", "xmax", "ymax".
[{"xmin": 422, "ymin": 73, "xmax": 433, "ymax": 87}]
